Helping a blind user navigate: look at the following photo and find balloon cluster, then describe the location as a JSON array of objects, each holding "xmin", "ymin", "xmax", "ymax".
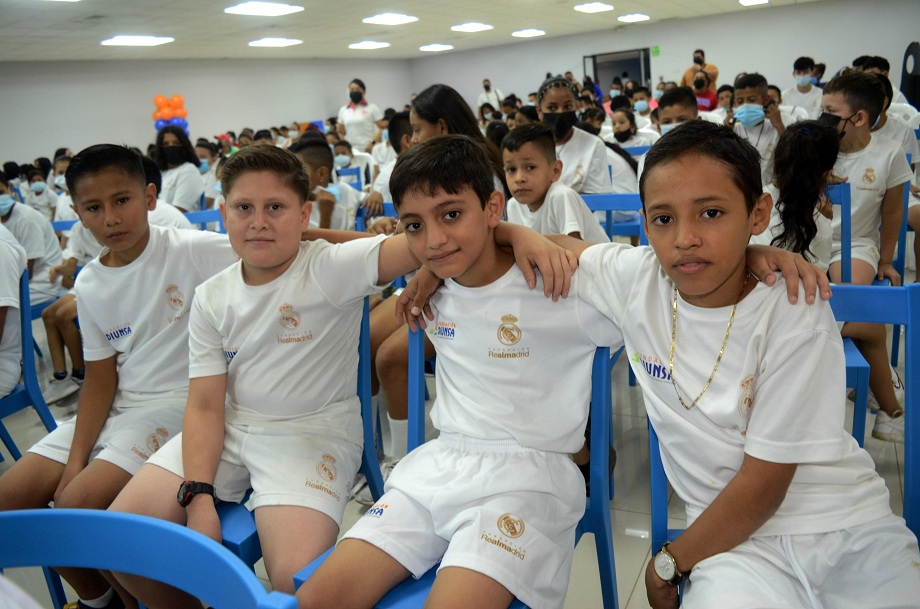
[{"xmin": 152, "ymin": 94, "xmax": 189, "ymax": 134}]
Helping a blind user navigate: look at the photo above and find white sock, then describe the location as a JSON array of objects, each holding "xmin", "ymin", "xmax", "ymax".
[
  {"xmin": 81, "ymin": 588, "xmax": 114, "ymax": 609},
  {"xmin": 388, "ymin": 415, "xmax": 409, "ymax": 459}
]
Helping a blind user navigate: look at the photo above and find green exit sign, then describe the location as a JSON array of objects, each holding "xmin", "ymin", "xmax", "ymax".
[{"xmin": 651, "ymin": 45, "xmax": 660, "ymax": 57}]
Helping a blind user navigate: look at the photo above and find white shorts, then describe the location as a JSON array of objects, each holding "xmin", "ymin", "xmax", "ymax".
[
  {"xmin": 341, "ymin": 433, "xmax": 584, "ymax": 609},
  {"xmin": 830, "ymin": 237, "xmax": 880, "ymax": 273},
  {"xmin": 28, "ymin": 388, "xmax": 187, "ymax": 475},
  {"xmin": 147, "ymin": 421, "xmax": 361, "ymax": 526},
  {"xmin": 683, "ymin": 514, "xmax": 920, "ymax": 609}
]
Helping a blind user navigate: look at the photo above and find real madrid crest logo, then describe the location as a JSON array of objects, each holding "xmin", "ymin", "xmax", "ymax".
[
  {"xmin": 316, "ymin": 454, "xmax": 337, "ymax": 482},
  {"xmin": 165, "ymin": 285, "xmax": 185, "ymax": 311},
  {"xmin": 146, "ymin": 427, "xmax": 169, "ymax": 453},
  {"xmin": 497, "ymin": 513, "xmax": 525, "ymax": 538},
  {"xmin": 278, "ymin": 303, "xmax": 301, "ymax": 330},
  {"xmin": 497, "ymin": 314, "xmax": 522, "ymax": 346},
  {"xmin": 862, "ymin": 168, "xmax": 876, "ymax": 185}
]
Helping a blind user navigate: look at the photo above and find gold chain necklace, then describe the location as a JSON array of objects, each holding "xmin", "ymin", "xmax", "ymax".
[{"xmin": 668, "ymin": 273, "xmax": 749, "ymax": 410}]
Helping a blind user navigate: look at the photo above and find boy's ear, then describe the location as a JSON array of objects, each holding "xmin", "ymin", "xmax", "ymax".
[
  {"xmin": 551, "ymin": 159, "xmax": 563, "ymax": 182},
  {"xmin": 301, "ymin": 200, "xmax": 312, "ymax": 230},
  {"xmin": 486, "ymin": 190, "xmax": 505, "ymax": 228},
  {"xmin": 436, "ymin": 118, "xmax": 449, "ymax": 135},
  {"xmin": 400, "ymin": 134, "xmax": 412, "ymax": 153},
  {"xmin": 749, "ymin": 191, "xmax": 773, "ymax": 236},
  {"xmin": 145, "ymin": 183, "xmax": 158, "ymax": 211},
  {"xmin": 219, "ymin": 201, "xmax": 228, "ymax": 228}
]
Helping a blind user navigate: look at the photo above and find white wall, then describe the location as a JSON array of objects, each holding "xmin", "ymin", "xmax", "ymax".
[
  {"xmin": 409, "ymin": 0, "xmax": 918, "ymax": 113},
  {"xmin": 0, "ymin": 58, "xmax": 412, "ymax": 162}
]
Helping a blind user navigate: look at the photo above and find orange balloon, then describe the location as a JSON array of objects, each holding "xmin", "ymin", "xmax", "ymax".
[
  {"xmin": 154, "ymin": 94, "xmax": 169, "ymax": 109},
  {"xmin": 174, "ymin": 107, "xmax": 188, "ymax": 119},
  {"xmin": 151, "ymin": 110, "xmax": 160, "ymax": 120},
  {"xmin": 169, "ymin": 94, "xmax": 184, "ymax": 108},
  {"xmin": 160, "ymin": 107, "xmax": 175, "ymax": 120}
]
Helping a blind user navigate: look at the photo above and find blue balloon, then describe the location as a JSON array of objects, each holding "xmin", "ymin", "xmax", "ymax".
[
  {"xmin": 168, "ymin": 117, "xmax": 183, "ymax": 126},
  {"xmin": 184, "ymin": 128, "xmax": 190, "ymax": 136},
  {"xmin": 155, "ymin": 119, "xmax": 167, "ymax": 130},
  {"xmin": 177, "ymin": 118, "xmax": 188, "ymax": 128}
]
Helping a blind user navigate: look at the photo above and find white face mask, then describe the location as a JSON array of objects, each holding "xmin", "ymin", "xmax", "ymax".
[{"xmin": 659, "ymin": 121, "xmax": 684, "ymax": 135}]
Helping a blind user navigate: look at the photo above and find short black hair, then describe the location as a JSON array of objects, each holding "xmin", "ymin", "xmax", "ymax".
[
  {"xmin": 66, "ymin": 144, "xmax": 147, "ymax": 199},
  {"xmin": 852, "ymin": 55, "xmax": 872, "ymax": 68},
  {"xmin": 693, "ymin": 70, "xmax": 711, "ymax": 86},
  {"xmin": 350, "ymin": 78, "xmax": 366, "ymax": 92},
  {"xmin": 694, "ymin": 49, "xmax": 705, "ymax": 56},
  {"xmin": 717, "ymin": 84, "xmax": 734, "ymax": 96},
  {"xmin": 291, "ymin": 140, "xmax": 334, "ymax": 173},
  {"xmin": 2, "ymin": 162, "xmax": 19, "ymax": 179},
  {"xmin": 872, "ymin": 73, "xmax": 894, "ymax": 109},
  {"xmin": 333, "ymin": 140, "xmax": 353, "ymax": 153},
  {"xmin": 793, "ymin": 56, "xmax": 815, "ymax": 72},
  {"xmin": 388, "ymin": 111, "xmax": 412, "ymax": 154},
  {"xmin": 657, "ymin": 87, "xmax": 697, "ymax": 113},
  {"xmin": 195, "ymin": 141, "xmax": 218, "ymax": 157},
  {"xmin": 501, "ymin": 123, "xmax": 556, "ymax": 164},
  {"xmin": 485, "ymin": 120, "xmax": 510, "ymax": 151},
  {"xmin": 140, "ymin": 155, "xmax": 163, "ymax": 194},
  {"xmin": 517, "ymin": 105, "xmax": 539, "ymax": 122},
  {"xmin": 220, "ymin": 145, "xmax": 310, "ymax": 202},
  {"xmin": 863, "ymin": 56, "xmax": 891, "ymax": 73},
  {"xmin": 609, "ymin": 95, "xmax": 632, "ymax": 112},
  {"xmin": 640, "ymin": 121, "xmax": 762, "ymax": 213},
  {"xmin": 767, "ymin": 85, "xmax": 782, "ymax": 100},
  {"xmin": 631, "ymin": 86, "xmax": 651, "ymax": 98},
  {"xmin": 823, "ymin": 71, "xmax": 886, "ymax": 125},
  {"xmin": 734, "ymin": 73, "xmax": 768, "ymax": 93},
  {"xmin": 253, "ymin": 130, "xmax": 273, "ymax": 142},
  {"xmin": 390, "ymin": 135, "xmax": 495, "ymax": 210},
  {"xmin": 27, "ymin": 169, "xmax": 44, "ymax": 182},
  {"xmin": 0, "ymin": 172, "xmax": 7, "ymax": 188}
]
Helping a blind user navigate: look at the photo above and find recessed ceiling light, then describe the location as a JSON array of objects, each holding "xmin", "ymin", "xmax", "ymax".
[
  {"xmin": 450, "ymin": 22, "xmax": 493, "ymax": 33},
  {"xmin": 348, "ymin": 40, "xmax": 390, "ymax": 50},
  {"xmin": 618, "ymin": 13, "xmax": 649, "ymax": 22},
  {"xmin": 43, "ymin": 0, "xmax": 82, "ymax": 3},
  {"xmin": 363, "ymin": 13, "xmax": 418, "ymax": 26},
  {"xmin": 249, "ymin": 37, "xmax": 303, "ymax": 47},
  {"xmin": 224, "ymin": 2, "xmax": 304, "ymax": 17},
  {"xmin": 574, "ymin": 2, "xmax": 614, "ymax": 14},
  {"xmin": 419, "ymin": 43, "xmax": 453, "ymax": 52},
  {"xmin": 511, "ymin": 29, "xmax": 545, "ymax": 38},
  {"xmin": 738, "ymin": 0, "xmax": 768, "ymax": 5},
  {"xmin": 100, "ymin": 35, "xmax": 174, "ymax": 47}
]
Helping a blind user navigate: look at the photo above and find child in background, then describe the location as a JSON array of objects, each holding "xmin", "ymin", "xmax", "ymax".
[
  {"xmin": 657, "ymin": 87, "xmax": 700, "ymax": 136},
  {"xmin": 607, "ymin": 108, "xmax": 660, "ymax": 148},
  {"xmin": 766, "ymin": 85, "xmax": 782, "ymax": 108},
  {"xmin": 728, "ymin": 73, "xmax": 786, "ymax": 186},
  {"xmin": 194, "ymin": 141, "xmax": 220, "ymax": 209},
  {"xmin": 52, "ymin": 157, "xmax": 80, "ymax": 248},
  {"xmin": 371, "ymin": 108, "xmax": 398, "ymax": 173},
  {"xmin": 362, "ymin": 111, "xmax": 413, "ymax": 223},
  {"xmin": 0, "ymin": 205, "xmax": 27, "ymax": 399},
  {"xmin": 292, "ymin": 140, "xmax": 361, "ymax": 231},
  {"xmin": 24, "ymin": 170, "xmax": 58, "ymax": 222},
  {"xmin": 155, "ymin": 125, "xmax": 204, "ymax": 213},
  {"xmin": 782, "ymin": 56, "xmax": 823, "ymax": 119},
  {"xmin": 3, "ymin": 162, "xmax": 24, "ymax": 202},
  {"xmin": 503, "ymin": 124, "xmax": 609, "ymax": 244},
  {"xmin": 691, "ymin": 71, "xmax": 718, "ymax": 112},
  {"xmin": 712, "ymin": 85, "xmax": 734, "ymax": 119},
  {"xmin": 628, "ymin": 86, "xmax": 655, "ymax": 130}
]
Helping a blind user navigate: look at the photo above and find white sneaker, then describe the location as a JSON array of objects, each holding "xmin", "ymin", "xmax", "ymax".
[
  {"xmin": 44, "ymin": 377, "xmax": 80, "ymax": 404},
  {"xmin": 872, "ymin": 410, "xmax": 905, "ymax": 443},
  {"xmin": 354, "ymin": 459, "xmax": 400, "ymax": 506},
  {"xmin": 858, "ymin": 367, "xmax": 905, "ymax": 412}
]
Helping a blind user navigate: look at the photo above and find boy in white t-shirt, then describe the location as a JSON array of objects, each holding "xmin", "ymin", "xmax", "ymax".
[
  {"xmin": 503, "ymin": 123, "xmax": 609, "ymax": 244},
  {"xmin": 555, "ymin": 120, "xmax": 920, "ymax": 609},
  {"xmin": 23, "ymin": 169, "xmax": 58, "ymax": 222},
  {"xmin": 782, "ymin": 56, "xmax": 824, "ymax": 119},
  {"xmin": 298, "ymin": 134, "xmax": 623, "ymax": 609},
  {"xmin": 109, "ymin": 145, "xmax": 422, "ymax": 608},
  {"xmin": 0, "ymin": 190, "xmax": 62, "ymax": 306},
  {"xmin": 362, "ymin": 111, "xmax": 412, "ymax": 219},
  {"xmin": 0, "ymin": 219, "xmax": 27, "ymax": 398},
  {"xmin": 0, "ymin": 144, "xmax": 238, "ymax": 609},
  {"xmin": 292, "ymin": 141, "xmax": 361, "ymax": 231},
  {"xmin": 728, "ymin": 73, "xmax": 786, "ymax": 186}
]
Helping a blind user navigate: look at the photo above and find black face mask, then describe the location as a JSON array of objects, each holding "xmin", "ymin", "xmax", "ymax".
[
  {"xmin": 817, "ymin": 112, "xmax": 854, "ymax": 140},
  {"xmin": 484, "ymin": 84, "xmax": 491, "ymax": 92},
  {"xmin": 613, "ymin": 130, "xmax": 632, "ymax": 143},
  {"xmin": 542, "ymin": 111, "xmax": 579, "ymax": 139},
  {"xmin": 161, "ymin": 146, "xmax": 185, "ymax": 166},
  {"xmin": 693, "ymin": 56, "xmax": 703, "ymax": 65},
  {"xmin": 693, "ymin": 78, "xmax": 706, "ymax": 90},
  {"xmin": 349, "ymin": 90, "xmax": 363, "ymax": 104}
]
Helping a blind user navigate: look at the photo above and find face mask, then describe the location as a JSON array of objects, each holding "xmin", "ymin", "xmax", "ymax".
[
  {"xmin": 794, "ymin": 75, "xmax": 812, "ymax": 87},
  {"xmin": 161, "ymin": 146, "xmax": 185, "ymax": 166},
  {"xmin": 541, "ymin": 111, "xmax": 579, "ymax": 139},
  {"xmin": 817, "ymin": 112, "xmax": 855, "ymax": 139},
  {"xmin": 693, "ymin": 56, "xmax": 703, "ymax": 65},
  {"xmin": 660, "ymin": 122, "xmax": 684, "ymax": 135},
  {"xmin": 349, "ymin": 90, "xmax": 363, "ymax": 104},
  {"xmin": 198, "ymin": 159, "xmax": 210, "ymax": 174},
  {"xmin": 54, "ymin": 175, "xmax": 67, "ymax": 189},
  {"xmin": 382, "ymin": 129, "xmax": 389, "ymax": 142},
  {"xmin": 613, "ymin": 130, "xmax": 632, "ymax": 143},
  {"xmin": 334, "ymin": 154, "xmax": 351, "ymax": 168},
  {"xmin": 30, "ymin": 181, "xmax": 46, "ymax": 194},
  {"xmin": 654, "ymin": 90, "xmax": 663, "ymax": 99},
  {"xmin": 733, "ymin": 104, "xmax": 765, "ymax": 129},
  {"xmin": 633, "ymin": 100, "xmax": 649, "ymax": 113},
  {"xmin": 526, "ymin": 101, "xmax": 535, "ymax": 107},
  {"xmin": 289, "ymin": 130, "xmax": 298, "ymax": 138},
  {"xmin": 214, "ymin": 182, "xmax": 222, "ymax": 194},
  {"xmin": 484, "ymin": 85, "xmax": 491, "ymax": 92},
  {"xmin": 314, "ymin": 184, "xmax": 342, "ymax": 203},
  {"xmin": 693, "ymin": 78, "xmax": 706, "ymax": 90},
  {"xmin": 0, "ymin": 194, "xmax": 14, "ymax": 215},
  {"xmin": 610, "ymin": 89, "xmax": 621, "ymax": 98},
  {"xmin": 871, "ymin": 113, "xmax": 881, "ymax": 129}
]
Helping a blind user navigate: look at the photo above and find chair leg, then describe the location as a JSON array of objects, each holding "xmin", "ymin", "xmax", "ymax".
[
  {"xmin": 33, "ymin": 338, "xmax": 43, "ymax": 359},
  {"xmin": 0, "ymin": 422, "xmax": 22, "ymax": 460},
  {"xmin": 891, "ymin": 325, "xmax": 901, "ymax": 367},
  {"xmin": 852, "ymin": 369, "xmax": 870, "ymax": 448},
  {"xmin": 43, "ymin": 566, "xmax": 68, "ymax": 609}
]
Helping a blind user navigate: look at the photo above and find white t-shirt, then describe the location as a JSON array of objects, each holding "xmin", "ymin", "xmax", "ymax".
[
  {"xmin": 781, "ymin": 85, "xmax": 823, "ymax": 119},
  {"xmin": 189, "ymin": 236, "xmax": 387, "ymax": 444},
  {"xmin": 338, "ymin": 102, "xmax": 383, "ymax": 152},
  {"xmin": 875, "ymin": 114, "xmax": 920, "ymax": 163},
  {"xmin": 477, "ymin": 88, "xmax": 504, "ymax": 111},
  {"xmin": 150, "ymin": 199, "xmax": 194, "ymax": 230},
  {"xmin": 0, "ymin": 224, "xmax": 27, "ymax": 396},
  {"xmin": 426, "ymin": 266, "xmax": 621, "ymax": 453},
  {"xmin": 24, "ymin": 187, "xmax": 57, "ymax": 222},
  {"xmin": 161, "ymin": 162, "xmax": 204, "ymax": 212},
  {"xmin": 892, "ymin": 90, "xmax": 909, "ymax": 106},
  {"xmin": 61, "ymin": 222, "xmax": 102, "ymax": 266},
  {"xmin": 201, "ymin": 166, "xmax": 219, "ymax": 206},
  {"xmin": 506, "ymin": 181, "xmax": 610, "ymax": 244},
  {"xmin": 635, "ymin": 113, "xmax": 653, "ymax": 131},
  {"xmin": 371, "ymin": 158, "xmax": 396, "ymax": 204},
  {"xmin": 733, "ymin": 119, "xmax": 782, "ymax": 186},
  {"xmin": 605, "ymin": 148, "xmax": 639, "ymax": 194},
  {"xmin": 578, "ymin": 244, "xmax": 891, "ymax": 535},
  {"xmin": 750, "ymin": 184, "xmax": 832, "ymax": 271},
  {"xmin": 833, "ymin": 134, "xmax": 913, "ymax": 245},
  {"xmin": 2, "ymin": 203, "xmax": 62, "ymax": 304},
  {"xmin": 604, "ymin": 132, "xmax": 658, "ymax": 149},
  {"xmin": 557, "ymin": 127, "xmax": 612, "ymax": 194},
  {"xmin": 76, "ymin": 225, "xmax": 236, "ymax": 393},
  {"xmin": 371, "ymin": 141, "xmax": 397, "ymax": 167},
  {"xmin": 310, "ymin": 182, "xmax": 361, "ymax": 232},
  {"xmin": 54, "ymin": 192, "xmax": 78, "ymax": 238}
]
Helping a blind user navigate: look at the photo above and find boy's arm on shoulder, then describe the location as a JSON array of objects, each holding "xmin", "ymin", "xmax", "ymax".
[
  {"xmin": 745, "ymin": 244, "xmax": 831, "ymax": 304},
  {"xmin": 377, "ymin": 233, "xmax": 420, "ymax": 285},
  {"xmin": 302, "ymin": 227, "xmax": 372, "ymax": 243},
  {"xmin": 493, "ymin": 222, "xmax": 578, "ymax": 300},
  {"xmin": 546, "ymin": 233, "xmax": 594, "ymax": 259}
]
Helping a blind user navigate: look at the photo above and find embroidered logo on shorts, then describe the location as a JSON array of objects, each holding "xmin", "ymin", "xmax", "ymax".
[
  {"xmin": 316, "ymin": 454, "xmax": 337, "ymax": 482},
  {"xmin": 146, "ymin": 427, "xmax": 169, "ymax": 453},
  {"xmin": 165, "ymin": 285, "xmax": 185, "ymax": 311},
  {"xmin": 497, "ymin": 314, "xmax": 522, "ymax": 346},
  {"xmin": 365, "ymin": 501, "xmax": 388, "ymax": 518},
  {"xmin": 497, "ymin": 513, "xmax": 525, "ymax": 538},
  {"xmin": 279, "ymin": 303, "xmax": 301, "ymax": 330},
  {"xmin": 862, "ymin": 168, "xmax": 876, "ymax": 185}
]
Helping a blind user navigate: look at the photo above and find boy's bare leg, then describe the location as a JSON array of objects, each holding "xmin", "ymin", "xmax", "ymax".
[
  {"xmin": 56, "ymin": 296, "xmax": 84, "ymax": 370},
  {"xmin": 108, "ymin": 464, "xmax": 200, "ymax": 609},
  {"xmin": 843, "ymin": 321, "xmax": 902, "ymax": 416},
  {"xmin": 369, "ymin": 295, "xmax": 403, "ymax": 396},
  {"xmin": 254, "ymin": 505, "xmax": 339, "ymax": 595},
  {"xmin": 41, "ymin": 299, "xmax": 68, "ymax": 373},
  {"xmin": 909, "ymin": 206, "xmax": 920, "ymax": 281},
  {"xmin": 0, "ymin": 453, "xmax": 64, "ymax": 510},
  {"xmin": 297, "ymin": 538, "xmax": 411, "ymax": 609},
  {"xmin": 423, "ymin": 567, "xmax": 514, "ymax": 609},
  {"xmin": 377, "ymin": 326, "xmax": 436, "ymax": 421},
  {"xmin": 828, "ymin": 259, "xmax": 879, "ymax": 286}
]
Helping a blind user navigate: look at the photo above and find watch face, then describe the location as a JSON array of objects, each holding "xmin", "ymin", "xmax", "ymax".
[{"xmin": 654, "ymin": 551, "xmax": 676, "ymax": 580}]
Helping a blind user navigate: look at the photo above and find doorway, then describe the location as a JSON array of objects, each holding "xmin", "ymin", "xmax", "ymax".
[{"xmin": 585, "ymin": 48, "xmax": 652, "ymax": 92}]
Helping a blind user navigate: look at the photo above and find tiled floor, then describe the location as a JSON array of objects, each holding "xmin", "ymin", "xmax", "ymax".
[{"xmin": 1, "ymin": 312, "xmax": 910, "ymax": 609}]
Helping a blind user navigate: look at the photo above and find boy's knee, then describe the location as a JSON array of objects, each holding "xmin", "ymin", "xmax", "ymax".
[
  {"xmin": 296, "ymin": 579, "xmax": 338, "ymax": 609},
  {"xmin": 376, "ymin": 337, "xmax": 408, "ymax": 380},
  {"xmin": 41, "ymin": 304, "xmax": 56, "ymax": 322}
]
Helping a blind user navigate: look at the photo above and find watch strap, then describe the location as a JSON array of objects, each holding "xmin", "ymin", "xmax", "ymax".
[
  {"xmin": 178, "ymin": 480, "xmax": 215, "ymax": 507},
  {"xmin": 659, "ymin": 542, "xmax": 685, "ymax": 586}
]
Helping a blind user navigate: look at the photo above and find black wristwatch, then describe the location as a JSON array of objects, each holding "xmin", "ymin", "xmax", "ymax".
[{"xmin": 177, "ymin": 480, "xmax": 215, "ymax": 507}]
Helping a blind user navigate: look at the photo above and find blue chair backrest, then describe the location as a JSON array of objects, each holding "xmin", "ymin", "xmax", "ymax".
[
  {"xmin": 623, "ymin": 145, "xmax": 651, "ymax": 157},
  {"xmin": 582, "ymin": 193, "xmax": 648, "ymax": 245},
  {"xmin": 51, "ymin": 219, "xmax": 78, "ymax": 232},
  {"xmin": 825, "ymin": 183, "xmax": 853, "ymax": 282},
  {"xmin": 337, "ymin": 167, "xmax": 362, "ymax": 192},
  {"xmin": 0, "ymin": 509, "xmax": 298, "ymax": 609},
  {"xmin": 184, "ymin": 208, "xmax": 226, "ymax": 233},
  {"xmin": 354, "ymin": 202, "xmax": 397, "ymax": 233}
]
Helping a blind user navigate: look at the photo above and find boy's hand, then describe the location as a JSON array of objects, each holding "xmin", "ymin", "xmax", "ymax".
[
  {"xmin": 396, "ymin": 268, "xmax": 442, "ymax": 331},
  {"xmin": 746, "ymin": 245, "xmax": 832, "ymax": 304},
  {"xmin": 368, "ymin": 216, "xmax": 398, "ymax": 236},
  {"xmin": 49, "ymin": 265, "xmax": 64, "ymax": 283},
  {"xmin": 826, "ymin": 172, "xmax": 848, "ymax": 185},
  {"xmin": 644, "ymin": 559, "xmax": 680, "ymax": 609},
  {"xmin": 877, "ymin": 262, "xmax": 902, "ymax": 286},
  {"xmin": 53, "ymin": 462, "xmax": 85, "ymax": 505},
  {"xmin": 186, "ymin": 497, "xmax": 222, "ymax": 544},
  {"xmin": 722, "ymin": 109, "xmax": 734, "ymax": 128},
  {"xmin": 764, "ymin": 101, "xmax": 784, "ymax": 130},
  {"xmin": 361, "ymin": 191, "xmax": 384, "ymax": 218},
  {"xmin": 509, "ymin": 233, "xmax": 578, "ymax": 300}
]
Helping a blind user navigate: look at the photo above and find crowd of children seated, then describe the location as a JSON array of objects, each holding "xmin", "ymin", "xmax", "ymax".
[{"xmin": 0, "ymin": 49, "xmax": 919, "ymax": 609}]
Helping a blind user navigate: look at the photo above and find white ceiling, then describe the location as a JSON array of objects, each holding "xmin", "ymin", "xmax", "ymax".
[{"xmin": 0, "ymin": 0, "xmax": 822, "ymax": 62}]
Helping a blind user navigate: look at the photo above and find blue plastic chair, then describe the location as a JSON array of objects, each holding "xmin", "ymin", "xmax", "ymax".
[
  {"xmin": 622, "ymin": 145, "xmax": 651, "ymax": 157},
  {"xmin": 0, "ymin": 271, "xmax": 58, "ymax": 462},
  {"xmin": 295, "ymin": 333, "xmax": 621, "ymax": 608},
  {"xmin": 50, "ymin": 219, "xmax": 77, "ymax": 232},
  {"xmin": 889, "ymin": 152, "xmax": 912, "ymax": 366},
  {"xmin": 355, "ymin": 201, "xmax": 397, "ymax": 233},
  {"xmin": 582, "ymin": 193, "xmax": 648, "ymax": 244},
  {"xmin": 0, "ymin": 509, "xmax": 297, "ymax": 609},
  {"xmin": 184, "ymin": 208, "xmax": 225, "ymax": 233},
  {"xmin": 337, "ymin": 167, "xmax": 363, "ymax": 192}
]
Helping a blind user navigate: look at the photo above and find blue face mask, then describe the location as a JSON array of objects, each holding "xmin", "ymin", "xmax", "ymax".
[
  {"xmin": 610, "ymin": 89, "xmax": 622, "ymax": 98},
  {"xmin": 0, "ymin": 194, "xmax": 14, "ymax": 215},
  {"xmin": 633, "ymin": 100, "xmax": 649, "ymax": 113},
  {"xmin": 794, "ymin": 74, "xmax": 812, "ymax": 87},
  {"xmin": 30, "ymin": 181, "xmax": 46, "ymax": 194},
  {"xmin": 654, "ymin": 90, "xmax": 663, "ymax": 99},
  {"xmin": 334, "ymin": 154, "xmax": 351, "ymax": 168},
  {"xmin": 733, "ymin": 104, "xmax": 765, "ymax": 129},
  {"xmin": 382, "ymin": 129, "xmax": 389, "ymax": 143},
  {"xmin": 214, "ymin": 182, "xmax": 222, "ymax": 194},
  {"xmin": 659, "ymin": 122, "xmax": 684, "ymax": 135},
  {"xmin": 198, "ymin": 159, "xmax": 209, "ymax": 174}
]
